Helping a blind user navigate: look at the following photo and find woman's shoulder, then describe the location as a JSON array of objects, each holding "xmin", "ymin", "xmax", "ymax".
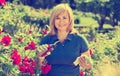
[
  {"xmin": 40, "ymin": 35, "xmax": 49, "ymax": 40},
  {"xmin": 70, "ymin": 29, "xmax": 85, "ymax": 39},
  {"xmin": 40, "ymin": 35, "xmax": 51, "ymax": 44},
  {"xmin": 41, "ymin": 34, "xmax": 56, "ymax": 42},
  {"xmin": 42, "ymin": 34, "xmax": 56, "ymax": 39},
  {"xmin": 71, "ymin": 33, "xmax": 88, "ymax": 44},
  {"xmin": 71, "ymin": 33, "xmax": 85, "ymax": 40}
]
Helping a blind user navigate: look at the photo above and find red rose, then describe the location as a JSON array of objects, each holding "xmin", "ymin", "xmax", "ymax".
[
  {"xmin": 41, "ymin": 64, "xmax": 51, "ymax": 74},
  {"xmin": 24, "ymin": 41, "xmax": 36, "ymax": 50},
  {"xmin": 24, "ymin": 46, "xmax": 29, "ymax": 50},
  {"xmin": 19, "ymin": 57, "xmax": 35, "ymax": 75},
  {"xmin": 11, "ymin": 49, "xmax": 21, "ymax": 65},
  {"xmin": 80, "ymin": 70, "xmax": 84, "ymax": 76},
  {"xmin": 29, "ymin": 58, "xmax": 36, "ymax": 68},
  {"xmin": 1, "ymin": 35, "xmax": 11, "ymax": 46},
  {"xmin": 11, "ymin": 49, "xmax": 18, "ymax": 55},
  {"xmin": 19, "ymin": 65, "xmax": 28, "ymax": 73},
  {"xmin": 22, "ymin": 56, "xmax": 29, "ymax": 65},
  {"xmin": 27, "ymin": 41, "xmax": 36, "ymax": 50},
  {"xmin": 29, "ymin": 67, "xmax": 34, "ymax": 75},
  {"xmin": 29, "ymin": 30, "xmax": 32, "ymax": 34},
  {"xmin": 18, "ymin": 37, "xmax": 22, "ymax": 42},
  {"xmin": 89, "ymin": 49, "xmax": 93, "ymax": 56},
  {"xmin": 42, "ymin": 29, "xmax": 48, "ymax": 35},
  {"xmin": 0, "ymin": 0, "xmax": 6, "ymax": 6},
  {"xmin": 12, "ymin": 54, "xmax": 21, "ymax": 65}
]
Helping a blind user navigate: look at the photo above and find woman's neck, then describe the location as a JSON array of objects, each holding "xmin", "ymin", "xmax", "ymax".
[{"xmin": 57, "ymin": 31, "xmax": 69, "ymax": 42}]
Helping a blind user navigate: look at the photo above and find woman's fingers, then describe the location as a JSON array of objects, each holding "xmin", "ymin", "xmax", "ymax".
[
  {"xmin": 39, "ymin": 57, "xmax": 45, "ymax": 66},
  {"xmin": 79, "ymin": 56, "xmax": 86, "ymax": 64},
  {"xmin": 41, "ymin": 45, "xmax": 48, "ymax": 50},
  {"xmin": 79, "ymin": 56, "xmax": 88, "ymax": 68},
  {"xmin": 73, "ymin": 56, "xmax": 87, "ymax": 66},
  {"xmin": 79, "ymin": 56, "xmax": 92, "ymax": 69},
  {"xmin": 37, "ymin": 44, "xmax": 48, "ymax": 53}
]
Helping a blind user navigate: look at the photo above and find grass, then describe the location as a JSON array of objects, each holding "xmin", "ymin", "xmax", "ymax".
[
  {"xmin": 103, "ymin": 24, "xmax": 114, "ymax": 28},
  {"xmin": 75, "ymin": 17, "xmax": 115, "ymax": 29},
  {"xmin": 75, "ymin": 17, "xmax": 99, "ymax": 28},
  {"xmin": 95, "ymin": 62, "xmax": 120, "ymax": 76}
]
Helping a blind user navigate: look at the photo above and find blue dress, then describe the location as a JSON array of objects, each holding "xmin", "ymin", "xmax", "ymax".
[{"xmin": 40, "ymin": 34, "xmax": 88, "ymax": 76}]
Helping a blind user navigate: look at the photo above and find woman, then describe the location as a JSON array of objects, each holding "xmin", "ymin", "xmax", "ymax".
[{"xmin": 36, "ymin": 3, "xmax": 92, "ymax": 76}]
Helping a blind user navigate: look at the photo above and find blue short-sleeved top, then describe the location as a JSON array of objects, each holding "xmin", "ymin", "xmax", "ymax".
[{"xmin": 40, "ymin": 33, "xmax": 88, "ymax": 76}]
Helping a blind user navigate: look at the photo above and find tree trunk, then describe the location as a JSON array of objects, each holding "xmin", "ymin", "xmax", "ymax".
[
  {"xmin": 98, "ymin": 18, "xmax": 104, "ymax": 29},
  {"xmin": 98, "ymin": 15, "xmax": 105, "ymax": 29}
]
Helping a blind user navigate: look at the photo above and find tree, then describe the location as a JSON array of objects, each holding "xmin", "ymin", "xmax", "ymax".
[{"xmin": 74, "ymin": 0, "xmax": 120, "ymax": 29}]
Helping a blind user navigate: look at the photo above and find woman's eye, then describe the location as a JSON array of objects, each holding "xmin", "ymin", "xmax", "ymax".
[
  {"xmin": 56, "ymin": 17, "xmax": 60, "ymax": 19},
  {"xmin": 63, "ymin": 17, "xmax": 66, "ymax": 19},
  {"xmin": 63, "ymin": 17, "xmax": 67, "ymax": 19},
  {"xmin": 55, "ymin": 17, "xmax": 68, "ymax": 20}
]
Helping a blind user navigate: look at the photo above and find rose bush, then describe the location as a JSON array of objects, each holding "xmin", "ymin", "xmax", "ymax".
[{"xmin": 0, "ymin": 24, "xmax": 49, "ymax": 76}]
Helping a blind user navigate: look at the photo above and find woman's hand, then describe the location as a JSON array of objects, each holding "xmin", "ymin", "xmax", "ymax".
[
  {"xmin": 36, "ymin": 44, "xmax": 48, "ymax": 66},
  {"xmin": 38, "ymin": 57, "xmax": 46, "ymax": 66},
  {"xmin": 73, "ymin": 56, "xmax": 92, "ymax": 69},
  {"xmin": 79, "ymin": 56, "xmax": 92, "ymax": 69},
  {"xmin": 35, "ymin": 50, "xmax": 46, "ymax": 69},
  {"xmin": 37, "ymin": 44, "xmax": 49, "ymax": 54},
  {"xmin": 73, "ymin": 50, "xmax": 92, "ymax": 69},
  {"xmin": 36, "ymin": 44, "xmax": 52, "ymax": 68}
]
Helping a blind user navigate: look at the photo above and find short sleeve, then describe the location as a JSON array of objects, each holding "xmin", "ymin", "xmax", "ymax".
[
  {"xmin": 39, "ymin": 35, "xmax": 50, "ymax": 45},
  {"xmin": 79, "ymin": 35, "xmax": 89, "ymax": 54}
]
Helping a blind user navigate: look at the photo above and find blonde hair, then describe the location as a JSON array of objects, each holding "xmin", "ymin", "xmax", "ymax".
[{"xmin": 49, "ymin": 3, "xmax": 78, "ymax": 35}]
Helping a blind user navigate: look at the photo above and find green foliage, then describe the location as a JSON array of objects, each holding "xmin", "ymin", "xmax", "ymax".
[
  {"xmin": 107, "ymin": 31, "xmax": 116, "ymax": 39},
  {"xmin": 0, "ymin": 3, "xmax": 45, "ymax": 75},
  {"xmin": 0, "ymin": 25, "xmax": 42, "ymax": 75},
  {"xmin": 115, "ymin": 41, "xmax": 120, "ymax": 53}
]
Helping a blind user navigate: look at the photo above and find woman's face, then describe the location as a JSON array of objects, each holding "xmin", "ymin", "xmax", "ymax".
[{"xmin": 54, "ymin": 11, "xmax": 70, "ymax": 32}]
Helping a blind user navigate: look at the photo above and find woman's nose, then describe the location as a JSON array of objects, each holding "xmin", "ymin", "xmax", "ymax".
[{"xmin": 59, "ymin": 19, "xmax": 64, "ymax": 23}]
